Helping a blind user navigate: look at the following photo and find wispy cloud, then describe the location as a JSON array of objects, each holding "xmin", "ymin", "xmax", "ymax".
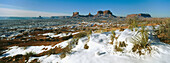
[
  {"xmin": 0, "ymin": 4, "xmax": 23, "ymax": 9},
  {"xmin": 0, "ymin": 8, "xmax": 71, "ymax": 17}
]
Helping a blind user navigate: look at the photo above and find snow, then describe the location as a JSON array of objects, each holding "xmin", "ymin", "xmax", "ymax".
[
  {"xmin": 60, "ymin": 29, "xmax": 170, "ymax": 63},
  {"xmin": 42, "ymin": 32, "xmax": 80, "ymax": 38},
  {"xmin": 0, "ymin": 39, "xmax": 72, "ymax": 58},
  {"xmin": 1, "ymin": 26, "xmax": 170, "ymax": 63}
]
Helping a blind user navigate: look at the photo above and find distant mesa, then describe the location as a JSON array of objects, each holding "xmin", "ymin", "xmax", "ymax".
[
  {"xmin": 50, "ymin": 10, "xmax": 152, "ymax": 18},
  {"xmin": 51, "ymin": 16, "xmax": 70, "ymax": 19},
  {"xmin": 72, "ymin": 12, "xmax": 94, "ymax": 18},
  {"xmin": 73, "ymin": 12, "xmax": 80, "ymax": 17},
  {"xmin": 88, "ymin": 13, "xmax": 93, "ymax": 17},
  {"xmin": 126, "ymin": 13, "xmax": 151, "ymax": 18},
  {"xmin": 94, "ymin": 10, "xmax": 116, "ymax": 17},
  {"xmin": 72, "ymin": 10, "xmax": 116, "ymax": 18},
  {"xmin": 38, "ymin": 16, "xmax": 43, "ymax": 19}
]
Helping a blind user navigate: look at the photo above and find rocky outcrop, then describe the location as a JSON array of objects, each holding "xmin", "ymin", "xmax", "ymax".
[
  {"xmin": 72, "ymin": 12, "xmax": 79, "ymax": 17},
  {"xmin": 94, "ymin": 10, "xmax": 116, "ymax": 17},
  {"xmin": 37, "ymin": 16, "xmax": 43, "ymax": 19},
  {"xmin": 103, "ymin": 10, "xmax": 112, "ymax": 15},
  {"xmin": 126, "ymin": 13, "xmax": 151, "ymax": 18},
  {"xmin": 88, "ymin": 13, "xmax": 93, "ymax": 17},
  {"xmin": 72, "ymin": 10, "xmax": 116, "ymax": 18}
]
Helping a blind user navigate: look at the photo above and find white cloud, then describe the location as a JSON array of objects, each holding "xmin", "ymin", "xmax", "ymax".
[
  {"xmin": 0, "ymin": 8, "xmax": 71, "ymax": 17},
  {"xmin": 0, "ymin": 4, "xmax": 23, "ymax": 9}
]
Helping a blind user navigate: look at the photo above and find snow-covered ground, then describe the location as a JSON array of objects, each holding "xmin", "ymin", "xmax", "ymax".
[
  {"xmin": 42, "ymin": 32, "xmax": 80, "ymax": 38},
  {"xmin": 1, "ymin": 26, "xmax": 170, "ymax": 63},
  {"xmin": 0, "ymin": 39, "xmax": 72, "ymax": 58}
]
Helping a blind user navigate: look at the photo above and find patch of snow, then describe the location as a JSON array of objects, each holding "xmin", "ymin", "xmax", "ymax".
[{"xmin": 0, "ymin": 39, "xmax": 72, "ymax": 58}]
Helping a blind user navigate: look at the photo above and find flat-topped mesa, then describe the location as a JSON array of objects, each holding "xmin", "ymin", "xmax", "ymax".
[
  {"xmin": 95, "ymin": 10, "xmax": 116, "ymax": 17},
  {"xmin": 72, "ymin": 12, "xmax": 79, "ymax": 17},
  {"xmin": 126, "ymin": 13, "xmax": 151, "ymax": 18},
  {"xmin": 103, "ymin": 10, "xmax": 113, "ymax": 15},
  {"xmin": 95, "ymin": 10, "xmax": 103, "ymax": 17},
  {"xmin": 72, "ymin": 12, "xmax": 92, "ymax": 17}
]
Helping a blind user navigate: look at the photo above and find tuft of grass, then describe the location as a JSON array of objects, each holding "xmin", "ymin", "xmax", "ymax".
[
  {"xmin": 119, "ymin": 41, "xmax": 127, "ymax": 47},
  {"xmin": 130, "ymin": 25, "xmax": 152, "ymax": 55},
  {"xmin": 87, "ymin": 30, "xmax": 92, "ymax": 42},
  {"xmin": 110, "ymin": 30, "xmax": 116, "ymax": 43},
  {"xmin": 115, "ymin": 45, "xmax": 123, "ymax": 52}
]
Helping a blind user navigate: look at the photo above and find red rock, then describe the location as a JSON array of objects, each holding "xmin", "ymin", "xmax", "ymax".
[
  {"xmin": 126, "ymin": 13, "xmax": 151, "ymax": 18},
  {"xmin": 72, "ymin": 12, "xmax": 79, "ymax": 17}
]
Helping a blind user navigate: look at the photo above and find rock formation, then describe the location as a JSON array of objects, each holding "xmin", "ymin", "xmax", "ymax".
[
  {"xmin": 72, "ymin": 12, "xmax": 79, "ymax": 17},
  {"xmin": 72, "ymin": 10, "xmax": 116, "ymax": 18},
  {"xmin": 126, "ymin": 13, "xmax": 151, "ymax": 18},
  {"xmin": 88, "ymin": 13, "xmax": 93, "ymax": 17},
  {"xmin": 94, "ymin": 10, "xmax": 116, "ymax": 17},
  {"xmin": 37, "ymin": 16, "xmax": 43, "ymax": 19}
]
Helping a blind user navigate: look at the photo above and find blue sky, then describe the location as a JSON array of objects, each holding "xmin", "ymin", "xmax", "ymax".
[{"xmin": 0, "ymin": 0, "xmax": 170, "ymax": 17}]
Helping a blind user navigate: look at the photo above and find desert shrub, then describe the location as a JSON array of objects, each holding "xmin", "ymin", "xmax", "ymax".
[
  {"xmin": 25, "ymin": 52, "xmax": 36, "ymax": 62},
  {"xmin": 84, "ymin": 44, "xmax": 89, "ymax": 49},
  {"xmin": 119, "ymin": 41, "xmax": 127, "ymax": 47},
  {"xmin": 130, "ymin": 25, "xmax": 152, "ymax": 55},
  {"xmin": 60, "ymin": 53, "xmax": 66, "ymax": 59},
  {"xmin": 120, "ymin": 28, "xmax": 124, "ymax": 31},
  {"xmin": 156, "ymin": 20, "xmax": 170, "ymax": 44},
  {"xmin": 41, "ymin": 46, "xmax": 63, "ymax": 56},
  {"xmin": 37, "ymin": 44, "xmax": 72, "ymax": 59},
  {"xmin": 87, "ymin": 30, "xmax": 92, "ymax": 41},
  {"xmin": 87, "ymin": 29, "xmax": 92, "ymax": 35},
  {"xmin": 0, "ymin": 54, "xmax": 26, "ymax": 63},
  {"xmin": 115, "ymin": 45, "xmax": 123, "ymax": 52},
  {"xmin": 109, "ymin": 42, "xmax": 113, "ymax": 45},
  {"xmin": 73, "ymin": 32, "xmax": 87, "ymax": 39},
  {"xmin": 62, "ymin": 35, "xmax": 73, "ymax": 41},
  {"xmin": 127, "ymin": 18, "xmax": 138, "ymax": 31},
  {"xmin": 30, "ymin": 59, "xmax": 40, "ymax": 63},
  {"xmin": 110, "ymin": 30, "xmax": 116, "ymax": 45},
  {"xmin": 62, "ymin": 43, "xmax": 73, "ymax": 54},
  {"xmin": 72, "ymin": 38, "xmax": 79, "ymax": 45}
]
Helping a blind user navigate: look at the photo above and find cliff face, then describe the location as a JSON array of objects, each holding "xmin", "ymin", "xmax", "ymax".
[
  {"xmin": 127, "ymin": 13, "xmax": 151, "ymax": 18},
  {"xmin": 71, "ymin": 10, "xmax": 151, "ymax": 18},
  {"xmin": 88, "ymin": 13, "xmax": 93, "ymax": 17},
  {"xmin": 95, "ymin": 10, "xmax": 116, "ymax": 17},
  {"xmin": 72, "ymin": 12, "xmax": 79, "ymax": 17},
  {"xmin": 72, "ymin": 10, "xmax": 116, "ymax": 18}
]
